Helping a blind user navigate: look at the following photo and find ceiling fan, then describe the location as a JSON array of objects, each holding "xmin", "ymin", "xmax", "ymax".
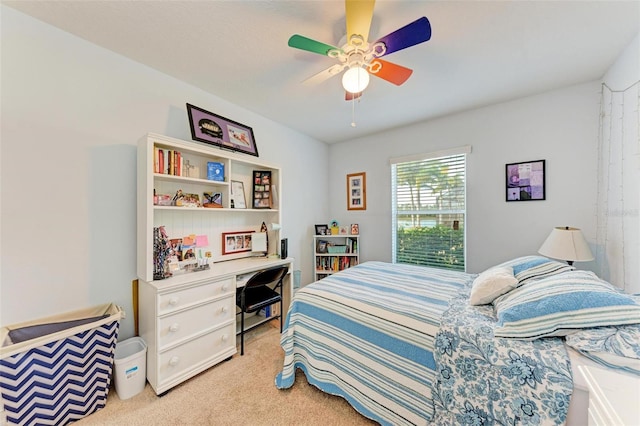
[{"xmin": 288, "ymin": 0, "xmax": 432, "ymax": 100}]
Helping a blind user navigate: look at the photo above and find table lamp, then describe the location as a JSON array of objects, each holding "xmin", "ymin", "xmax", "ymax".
[{"xmin": 538, "ymin": 226, "xmax": 594, "ymax": 265}]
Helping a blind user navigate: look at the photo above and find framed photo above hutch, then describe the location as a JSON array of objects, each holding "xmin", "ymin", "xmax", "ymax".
[
  {"xmin": 252, "ymin": 170, "xmax": 272, "ymax": 209},
  {"xmin": 186, "ymin": 103, "xmax": 259, "ymax": 157},
  {"xmin": 347, "ymin": 172, "xmax": 366, "ymax": 210},
  {"xmin": 506, "ymin": 160, "xmax": 545, "ymax": 202}
]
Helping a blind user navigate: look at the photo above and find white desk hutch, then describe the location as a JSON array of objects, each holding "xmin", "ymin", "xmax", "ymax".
[{"xmin": 136, "ymin": 133, "xmax": 292, "ymax": 395}]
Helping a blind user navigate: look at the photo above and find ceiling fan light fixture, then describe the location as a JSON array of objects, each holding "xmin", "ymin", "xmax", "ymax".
[{"xmin": 342, "ymin": 66, "xmax": 370, "ymax": 93}]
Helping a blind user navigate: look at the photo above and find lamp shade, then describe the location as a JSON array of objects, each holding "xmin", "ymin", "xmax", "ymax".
[
  {"xmin": 268, "ymin": 223, "xmax": 281, "ymax": 232},
  {"xmin": 538, "ymin": 226, "xmax": 594, "ymax": 265}
]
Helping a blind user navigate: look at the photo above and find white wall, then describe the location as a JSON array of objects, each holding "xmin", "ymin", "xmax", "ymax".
[
  {"xmin": 0, "ymin": 6, "xmax": 330, "ymax": 338},
  {"xmin": 329, "ymin": 81, "xmax": 601, "ymax": 274}
]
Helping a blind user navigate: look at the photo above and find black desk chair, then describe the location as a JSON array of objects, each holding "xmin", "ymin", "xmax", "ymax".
[{"xmin": 236, "ymin": 265, "xmax": 288, "ymax": 355}]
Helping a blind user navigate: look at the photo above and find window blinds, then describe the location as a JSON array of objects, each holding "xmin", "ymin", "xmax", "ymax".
[{"xmin": 391, "ymin": 148, "xmax": 468, "ymax": 271}]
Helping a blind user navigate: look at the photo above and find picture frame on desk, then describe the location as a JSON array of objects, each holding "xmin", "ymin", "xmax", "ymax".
[
  {"xmin": 222, "ymin": 231, "xmax": 253, "ymax": 255},
  {"xmin": 186, "ymin": 103, "xmax": 259, "ymax": 157}
]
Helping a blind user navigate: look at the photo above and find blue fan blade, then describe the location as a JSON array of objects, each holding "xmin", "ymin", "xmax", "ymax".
[{"xmin": 375, "ymin": 17, "xmax": 432, "ymax": 57}]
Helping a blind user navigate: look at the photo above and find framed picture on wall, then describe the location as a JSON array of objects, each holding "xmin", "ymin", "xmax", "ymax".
[
  {"xmin": 506, "ymin": 160, "xmax": 545, "ymax": 201},
  {"xmin": 347, "ymin": 172, "xmax": 366, "ymax": 210},
  {"xmin": 186, "ymin": 103, "xmax": 259, "ymax": 157}
]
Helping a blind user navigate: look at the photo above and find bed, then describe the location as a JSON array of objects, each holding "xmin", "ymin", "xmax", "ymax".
[{"xmin": 275, "ymin": 258, "xmax": 640, "ymax": 425}]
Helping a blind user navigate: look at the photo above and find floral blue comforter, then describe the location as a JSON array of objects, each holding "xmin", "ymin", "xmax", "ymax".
[{"xmin": 431, "ymin": 292, "xmax": 573, "ymax": 425}]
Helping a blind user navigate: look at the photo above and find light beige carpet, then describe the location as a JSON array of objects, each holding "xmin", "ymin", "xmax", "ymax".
[{"xmin": 78, "ymin": 322, "xmax": 376, "ymax": 425}]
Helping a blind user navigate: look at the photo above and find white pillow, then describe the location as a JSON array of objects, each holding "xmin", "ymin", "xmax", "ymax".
[{"xmin": 469, "ymin": 266, "xmax": 517, "ymax": 305}]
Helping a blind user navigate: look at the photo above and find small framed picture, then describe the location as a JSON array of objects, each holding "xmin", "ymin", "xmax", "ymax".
[
  {"xmin": 317, "ymin": 240, "xmax": 328, "ymax": 253},
  {"xmin": 230, "ymin": 180, "xmax": 247, "ymax": 209},
  {"xmin": 203, "ymin": 192, "xmax": 222, "ymax": 208},
  {"xmin": 350, "ymin": 224, "xmax": 359, "ymax": 235},
  {"xmin": 315, "ymin": 224, "xmax": 329, "ymax": 235},
  {"xmin": 339, "ymin": 226, "xmax": 348, "ymax": 235},
  {"xmin": 347, "ymin": 172, "xmax": 366, "ymax": 210},
  {"xmin": 506, "ymin": 160, "xmax": 545, "ymax": 201},
  {"xmin": 222, "ymin": 231, "xmax": 253, "ymax": 255},
  {"xmin": 252, "ymin": 170, "xmax": 272, "ymax": 209}
]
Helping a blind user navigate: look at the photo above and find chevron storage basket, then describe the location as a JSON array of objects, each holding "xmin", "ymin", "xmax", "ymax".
[{"xmin": 0, "ymin": 303, "xmax": 123, "ymax": 426}]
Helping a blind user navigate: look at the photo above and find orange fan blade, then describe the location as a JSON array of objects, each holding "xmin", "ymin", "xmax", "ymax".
[
  {"xmin": 345, "ymin": 0, "xmax": 375, "ymax": 46},
  {"xmin": 368, "ymin": 59, "xmax": 413, "ymax": 86}
]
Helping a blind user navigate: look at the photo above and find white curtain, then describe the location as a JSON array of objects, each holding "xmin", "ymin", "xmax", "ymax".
[{"xmin": 596, "ymin": 82, "xmax": 640, "ymax": 293}]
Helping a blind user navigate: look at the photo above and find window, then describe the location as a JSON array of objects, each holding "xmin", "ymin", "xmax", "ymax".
[{"xmin": 390, "ymin": 146, "xmax": 470, "ymax": 271}]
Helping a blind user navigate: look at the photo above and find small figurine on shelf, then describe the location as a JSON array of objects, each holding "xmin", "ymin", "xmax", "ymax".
[
  {"xmin": 172, "ymin": 190, "xmax": 184, "ymax": 206},
  {"xmin": 330, "ymin": 220, "xmax": 339, "ymax": 235}
]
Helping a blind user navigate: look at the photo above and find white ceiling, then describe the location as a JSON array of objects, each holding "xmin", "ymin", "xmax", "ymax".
[{"xmin": 4, "ymin": 1, "xmax": 639, "ymax": 144}]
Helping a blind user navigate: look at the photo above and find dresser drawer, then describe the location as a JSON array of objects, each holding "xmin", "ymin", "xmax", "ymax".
[
  {"xmin": 158, "ymin": 278, "xmax": 233, "ymax": 314},
  {"xmin": 158, "ymin": 297, "xmax": 233, "ymax": 349},
  {"xmin": 158, "ymin": 323, "xmax": 235, "ymax": 384}
]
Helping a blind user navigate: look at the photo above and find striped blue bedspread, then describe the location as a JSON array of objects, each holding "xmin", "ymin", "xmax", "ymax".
[{"xmin": 275, "ymin": 261, "xmax": 471, "ymax": 425}]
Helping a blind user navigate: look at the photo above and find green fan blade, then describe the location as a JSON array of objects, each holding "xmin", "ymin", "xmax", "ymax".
[{"xmin": 288, "ymin": 35, "xmax": 342, "ymax": 56}]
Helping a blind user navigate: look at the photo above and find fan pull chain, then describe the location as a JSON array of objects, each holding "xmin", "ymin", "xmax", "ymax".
[{"xmin": 351, "ymin": 95, "xmax": 357, "ymax": 127}]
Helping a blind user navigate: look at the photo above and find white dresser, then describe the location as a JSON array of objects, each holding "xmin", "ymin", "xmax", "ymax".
[
  {"xmin": 578, "ymin": 365, "xmax": 640, "ymax": 426},
  {"xmin": 139, "ymin": 256, "xmax": 293, "ymax": 395}
]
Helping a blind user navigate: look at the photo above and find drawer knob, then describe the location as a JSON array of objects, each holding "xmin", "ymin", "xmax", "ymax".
[
  {"xmin": 221, "ymin": 334, "xmax": 228, "ymax": 342},
  {"xmin": 222, "ymin": 283, "xmax": 229, "ymax": 291},
  {"xmin": 169, "ymin": 356, "xmax": 180, "ymax": 366},
  {"xmin": 169, "ymin": 323, "xmax": 180, "ymax": 332},
  {"xmin": 168, "ymin": 297, "xmax": 179, "ymax": 306},
  {"xmin": 221, "ymin": 306, "xmax": 228, "ymax": 314}
]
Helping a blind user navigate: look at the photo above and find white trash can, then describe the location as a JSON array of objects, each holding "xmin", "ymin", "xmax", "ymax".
[{"xmin": 113, "ymin": 337, "xmax": 147, "ymax": 400}]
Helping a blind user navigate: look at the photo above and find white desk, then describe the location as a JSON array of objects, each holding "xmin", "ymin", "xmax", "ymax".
[{"xmin": 139, "ymin": 256, "xmax": 294, "ymax": 395}]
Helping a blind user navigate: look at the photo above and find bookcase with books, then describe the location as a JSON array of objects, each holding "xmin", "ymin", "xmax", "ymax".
[
  {"xmin": 313, "ymin": 234, "xmax": 360, "ymax": 281},
  {"xmin": 137, "ymin": 132, "xmax": 282, "ymax": 282}
]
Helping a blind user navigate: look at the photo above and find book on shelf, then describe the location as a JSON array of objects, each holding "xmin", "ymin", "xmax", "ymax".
[
  {"xmin": 154, "ymin": 147, "xmax": 160, "ymax": 173},
  {"xmin": 154, "ymin": 148, "xmax": 189, "ymax": 176}
]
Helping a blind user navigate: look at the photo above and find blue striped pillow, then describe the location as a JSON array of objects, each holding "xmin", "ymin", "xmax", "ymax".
[
  {"xmin": 494, "ymin": 270, "xmax": 640, "ymax": 339},
  {"xmin": 492, "ymin": 255, "xmax": 575, "ymax": 287}
]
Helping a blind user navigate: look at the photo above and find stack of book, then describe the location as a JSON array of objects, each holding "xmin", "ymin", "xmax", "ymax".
[{"xmin": 154, "ymin": 147, "xmax": 185, "ymax": 176}]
